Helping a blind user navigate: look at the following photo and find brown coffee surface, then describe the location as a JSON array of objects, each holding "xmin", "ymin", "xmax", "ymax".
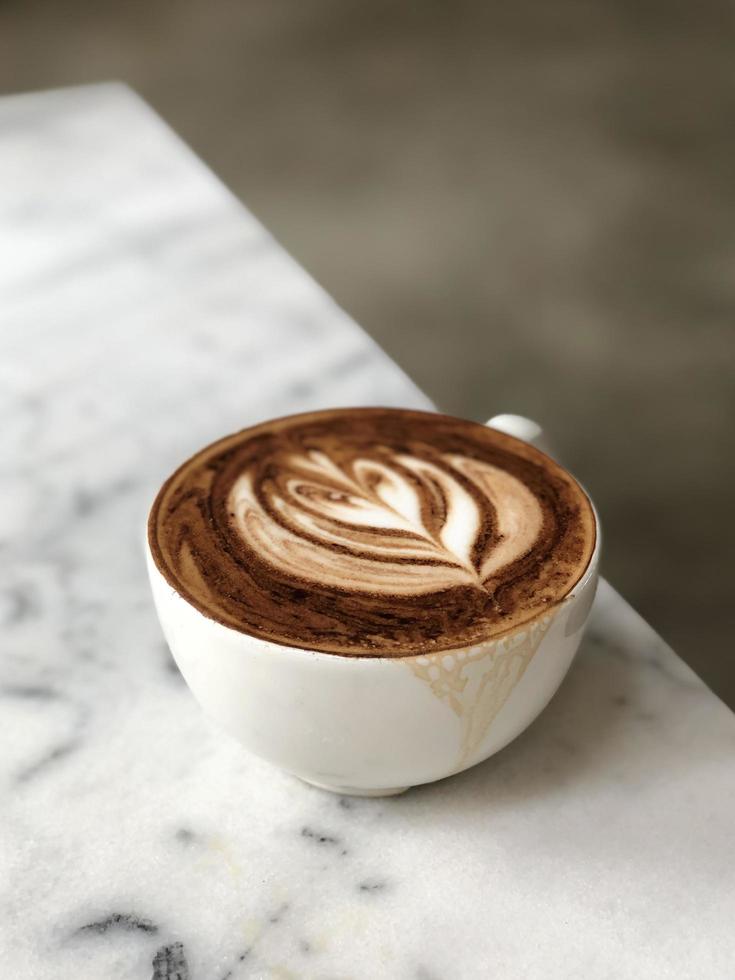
[{"xmin": 148, "ymin": 408, "xmax": 595, "ymax": 656}]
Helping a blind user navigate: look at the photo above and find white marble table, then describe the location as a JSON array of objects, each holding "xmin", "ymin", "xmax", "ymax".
[{"xmin": 1, "ymin": 84, "xmax": 734, "ymax": 980}]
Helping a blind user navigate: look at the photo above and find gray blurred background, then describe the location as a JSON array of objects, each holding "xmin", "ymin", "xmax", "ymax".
[{"xmin": 2, "ymin": 1, "xmax": 733, "ymax": 702}]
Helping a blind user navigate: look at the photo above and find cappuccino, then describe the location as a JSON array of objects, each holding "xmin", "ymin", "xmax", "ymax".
[{"xmin": 148, "ymin": 408, "xmax": 595, "ymax": 656}]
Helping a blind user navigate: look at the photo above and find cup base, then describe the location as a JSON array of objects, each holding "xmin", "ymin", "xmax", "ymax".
[{"xmin": 299, "ymin": 777, "xmax": 410, "ymax": 797}]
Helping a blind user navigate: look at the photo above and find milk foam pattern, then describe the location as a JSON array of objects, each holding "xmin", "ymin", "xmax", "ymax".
[
  {"xmin": 228, "ymin": 449, "xmax": 542, "ymax": 595},
  {"xmin": 149, "ymin": 408, "xmax": 595, "ymax": 655}
]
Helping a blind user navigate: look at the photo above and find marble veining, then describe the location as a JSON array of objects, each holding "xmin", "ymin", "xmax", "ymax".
[{"xmin": 1, "ymin": 84, "xmax": 734, "ymax": 979}]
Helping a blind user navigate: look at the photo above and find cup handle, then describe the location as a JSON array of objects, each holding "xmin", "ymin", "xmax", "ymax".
[{"xmin": 485, "ymin": 414, "xmax": 554, "ymax": 457}]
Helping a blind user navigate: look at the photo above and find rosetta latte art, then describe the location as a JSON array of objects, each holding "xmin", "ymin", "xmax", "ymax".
[
  {"xmin": 149, "ymin": 408, "xmax": 596, "ymax": 656},
  {"xmin": 228, "ymin": 451, "xmax": 542, "ymax": 596}
]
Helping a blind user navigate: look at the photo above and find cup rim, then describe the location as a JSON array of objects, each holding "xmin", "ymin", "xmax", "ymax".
[
  {"xmin": 147, "ymin": 406, "xmax": 600, "ymax": 664},
  {"xmin": 147, "ymin": 513, "xmax": 600, "ymax": 667}
]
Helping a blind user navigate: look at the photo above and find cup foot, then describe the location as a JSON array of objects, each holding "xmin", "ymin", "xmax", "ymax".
[{"xmin": 300, "ymin": 777, "xmax": 409, "ymax": 797}]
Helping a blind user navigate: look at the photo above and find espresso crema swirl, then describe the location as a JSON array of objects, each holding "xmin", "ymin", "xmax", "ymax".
[
  {"xmin": 149, "ymin": 408, "xmax": 595, "ymax": 656},
  {"xmin": 228, "ymin": 451, "xmax": 543, "ymax": 594}
]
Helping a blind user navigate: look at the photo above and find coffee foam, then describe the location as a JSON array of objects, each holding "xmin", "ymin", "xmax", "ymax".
[
  {"xmin": 149, "ymin": 408, "xmax": 595, "ymax": 656},
  {"xmin": 227, "ymin": 451, "xmax": 542, "ymax": 595}
]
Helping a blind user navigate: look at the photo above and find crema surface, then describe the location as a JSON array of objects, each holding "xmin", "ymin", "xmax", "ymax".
[{"xmin": 148, "ymin": 408, "xmax": 595, "ymax": 656}]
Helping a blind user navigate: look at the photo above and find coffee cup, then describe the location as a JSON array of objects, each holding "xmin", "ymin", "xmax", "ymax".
[{"xmin": 146, "ymin": 415, "xmax": 600, "ymax": 796}]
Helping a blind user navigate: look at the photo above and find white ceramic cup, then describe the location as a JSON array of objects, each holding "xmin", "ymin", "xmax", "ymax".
[{"xmin": 146, "ymin": 415, "xmax": 600, "ymax": 796}]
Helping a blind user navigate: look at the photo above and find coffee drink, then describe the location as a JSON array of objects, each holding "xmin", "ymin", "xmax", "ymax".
[{"xmin": 148, "ymin": 408, "xmax": 595, "ymax": 657}]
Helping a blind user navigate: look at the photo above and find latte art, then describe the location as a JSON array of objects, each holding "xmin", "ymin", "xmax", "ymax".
[
  {"xmin": 149, "ymin": 408, "xmax": 596, "ymax": 656},
  {"xmin": 228, "ymin": 450, "xmax": 542, "ymax": 595}
]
